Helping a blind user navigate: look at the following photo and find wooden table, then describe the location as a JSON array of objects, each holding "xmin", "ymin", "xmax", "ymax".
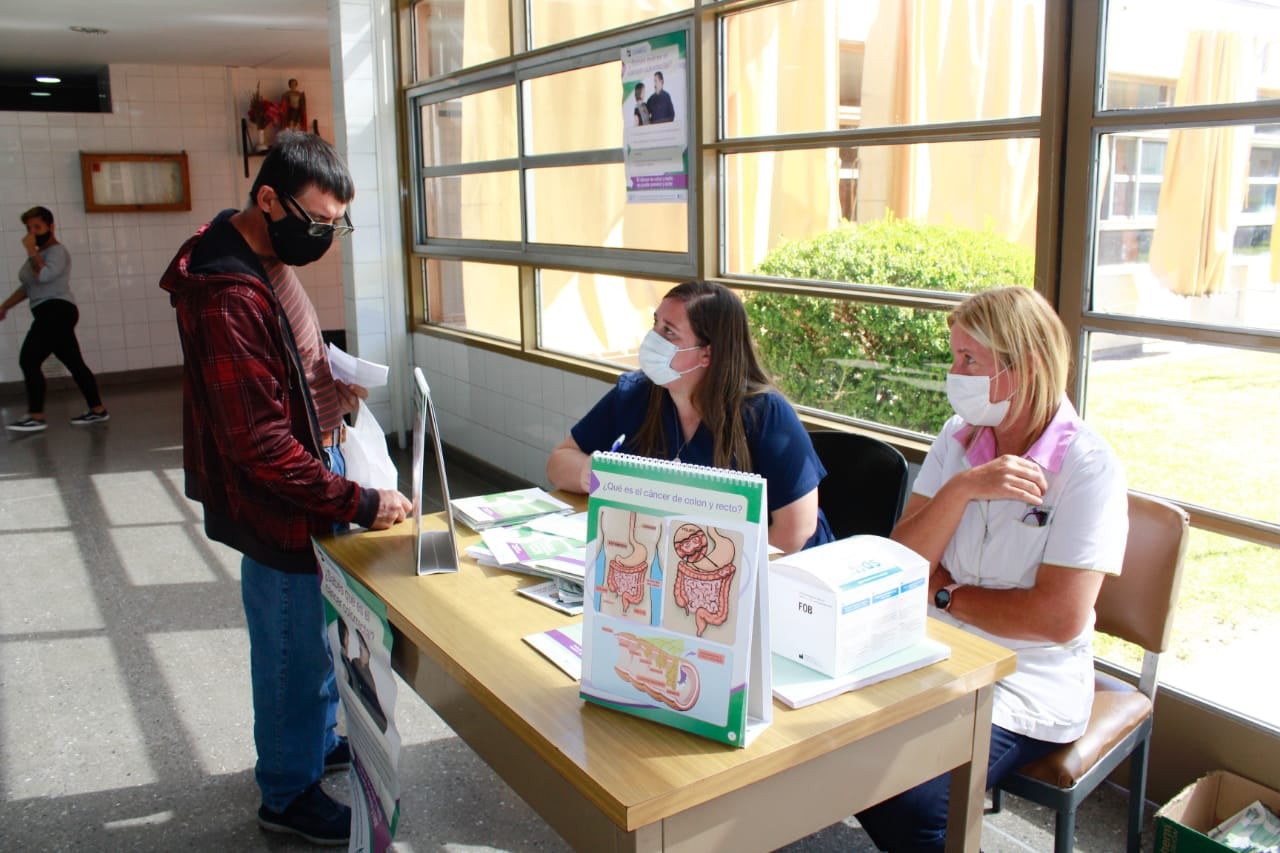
[{"xmin": 316, "ymin": 509, "xmax": 1015, "ymax": 853}]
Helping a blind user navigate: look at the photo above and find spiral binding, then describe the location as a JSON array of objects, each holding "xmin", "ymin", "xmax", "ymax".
[{"xmin": 591, "ymin": 450, "xmax": 765, "ymax": 485}]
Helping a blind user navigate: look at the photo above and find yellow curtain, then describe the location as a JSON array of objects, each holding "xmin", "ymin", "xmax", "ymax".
[
  {"xmin": 721, "ymin": 0, "xmax": 839, "ymax": 274},
  {"xmin": 859, "ymin": 0, "xmax": 1041, "ymax": 250},
  {"xmin": 1148, "ymin": 31, "xmax": 1252, "ymax": 297}
]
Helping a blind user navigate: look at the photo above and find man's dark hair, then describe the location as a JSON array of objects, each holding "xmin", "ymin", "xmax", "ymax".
[
  {"xmin": 654, "ymin": 71, "xmax": 665, "ymax": 83},
  {"xmin": 20, "ymin": 205, "xmax": 54, "ymax": 227},
  {"xmin": 248, "ymin": 130, "xmax": 354, "ymax": 207}
]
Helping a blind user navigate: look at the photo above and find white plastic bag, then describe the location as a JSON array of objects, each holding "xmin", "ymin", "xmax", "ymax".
[{"xmin": 341, "ymin": 399, "xmax": 398, "ymax": 491}]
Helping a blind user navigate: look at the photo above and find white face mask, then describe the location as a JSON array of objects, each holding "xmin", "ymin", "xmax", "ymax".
[
  {"xmin": 638, "ymin": 329, "xmax": 703, "ymax": 386},
  {"xmin": 946, "ymin": 372, "xmax": 1011, "ymax": 426}
]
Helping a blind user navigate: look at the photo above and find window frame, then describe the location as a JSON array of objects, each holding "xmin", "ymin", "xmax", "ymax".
[
  {"xmin": 405, "ymin": 19, "xmax": 700, "ymax": 283},
  {"xmin": 398, "ymin": 0, "xmax": 1280, "ymax": 549}
]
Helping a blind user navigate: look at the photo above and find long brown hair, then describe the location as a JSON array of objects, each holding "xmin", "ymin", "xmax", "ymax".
[{"xmin": 633, "ymin": 282, "xmax": 774, "ymax": 470}]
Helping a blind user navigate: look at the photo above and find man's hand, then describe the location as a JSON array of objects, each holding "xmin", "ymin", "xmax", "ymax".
[
  {"xmin": 334, "ymin": 380, "xmax": 368, "ymax": 415},
  {"xmin": 369, "ymin": 489, "xmax": 412, "ymax": 530},
  {"xmin": 20, "ymin": 231, "xmax": 37, "ymax": 254}
]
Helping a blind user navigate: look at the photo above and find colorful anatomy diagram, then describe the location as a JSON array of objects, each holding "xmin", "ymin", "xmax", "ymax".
[
  {"xmin": 613, "ymin": 632, "xmax": 701, "ymax": 711},
  {"xmin": 596, "ymin": 507, "xmax": 663, "ymax": 624},
  {"xmin": 669, "ymin": 521, "xmax": 741, "ymax": 639}
]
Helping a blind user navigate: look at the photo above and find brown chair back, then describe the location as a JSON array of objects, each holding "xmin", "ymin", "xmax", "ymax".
[{"xmin": 1094, "ymin": 492, "xmax": 1190, "ymax": 654}]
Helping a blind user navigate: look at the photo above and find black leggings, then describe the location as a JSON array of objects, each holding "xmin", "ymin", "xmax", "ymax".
[{"xmin": 19, "ymin": 299, "xmax": 102, "ymax": 415}]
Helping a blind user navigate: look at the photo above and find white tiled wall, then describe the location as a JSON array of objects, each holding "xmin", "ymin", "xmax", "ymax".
[
  {"xmin": 0, "ymin": 63, "xmax": 342, "ymax": 386},
  {"xmin": 414, "ymin": 334, "xmax": 614, "ymax": 487},
  {"xmin": 328, "ymin": 0, "xmax": 409, "ymax": 433}
]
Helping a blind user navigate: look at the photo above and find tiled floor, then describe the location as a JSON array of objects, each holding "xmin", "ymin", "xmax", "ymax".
[{"xmin": 0, "ymin": 378, "xmax": 1151, "ymax": 851}]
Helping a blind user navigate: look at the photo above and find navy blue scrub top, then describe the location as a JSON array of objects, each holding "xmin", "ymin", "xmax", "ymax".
[{"xmin": 570, "ymin": 371, "xmax": 834, "ymax": 550}]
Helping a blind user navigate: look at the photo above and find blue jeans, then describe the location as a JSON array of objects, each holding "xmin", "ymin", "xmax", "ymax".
[
  {"xmin": 855, "ymin": 725, "xmax": 1059, "ymax": 852},
  {"xmin": 240, "ymin": 444, "xmax": 345, "ymax": 810}
]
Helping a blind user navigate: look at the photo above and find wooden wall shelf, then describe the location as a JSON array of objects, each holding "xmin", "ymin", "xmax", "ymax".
[{"xmin": 241, "ymin": 117, "xmax": 322, "ymax": 178}]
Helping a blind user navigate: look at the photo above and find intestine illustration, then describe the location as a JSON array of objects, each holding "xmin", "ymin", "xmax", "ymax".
[
  {"xmin": 597, "ymin": 507, "xmax": 662, "ymax": 622},
  {"xmin": 670, "ymin": 522, "xmax": 739, "ymax": 638},
  {"xmin": 613, "ymin": 632, "xmax": 701, "ymax": 711}
]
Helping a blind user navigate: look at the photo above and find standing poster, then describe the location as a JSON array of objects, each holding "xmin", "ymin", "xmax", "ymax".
[
  {"xmin": 622, "ymin": 31, "xmax": 689, "ymax": 204},
  {"xmin": 578, "ymin": 451, "xmax": 771, "ymax": 747},
  {"xmin": 315, "ymin": 540, "xmax": 402, "ymax": 853}
]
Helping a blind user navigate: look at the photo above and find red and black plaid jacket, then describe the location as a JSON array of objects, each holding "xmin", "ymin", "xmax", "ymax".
[{"xmin": 160, "ymin": 212, "xmax": 378, "ymax": 572}]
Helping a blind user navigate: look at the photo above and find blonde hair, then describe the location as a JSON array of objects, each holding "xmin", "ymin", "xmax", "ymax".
[{"xmin": 948, "ymin": 287, "xmax": 1070, "ymax": 437}]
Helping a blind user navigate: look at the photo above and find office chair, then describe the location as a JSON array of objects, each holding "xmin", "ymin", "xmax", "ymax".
[
  {"xmin": 990, "ymin": 491, "xmax": 1190, "ymax": 853},
  {"xmin": 808, "ymin": 430, "xmax": 910, "ymax": 539}
]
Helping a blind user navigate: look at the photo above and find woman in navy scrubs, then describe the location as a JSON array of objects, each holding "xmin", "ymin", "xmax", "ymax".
[{"xmin": 547, "ymin": 281, "xmax": 833, "ymax": 553}]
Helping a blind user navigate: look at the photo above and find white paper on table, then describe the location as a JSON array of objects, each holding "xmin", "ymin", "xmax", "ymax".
[
  {"xmin": 326, "ymin": 343, "xmax": 389, "ymax": 387},
  {"xmin": 525, "ymin": 511, "xmax": 589, "ymax": 541}
]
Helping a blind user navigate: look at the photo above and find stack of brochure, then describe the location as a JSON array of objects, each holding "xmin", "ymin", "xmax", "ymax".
[
  {"xmin": 464, "ymin": 511, "xmax": 588, "ymax": 585},
  {"xmin": 449, "ymin": 487, "xmax": 575, "ymax": 531}
]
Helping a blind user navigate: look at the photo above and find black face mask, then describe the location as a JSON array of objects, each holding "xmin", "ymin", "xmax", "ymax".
[
  {"xmin": 34, "ymin": 232, "xmax": 53, "ymax": 248},
  {"xmin": 263, "ymin": 208, "xmax": 333, "ymax": 267}
]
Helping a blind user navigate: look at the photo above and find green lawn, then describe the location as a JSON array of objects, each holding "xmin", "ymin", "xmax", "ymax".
[{"xmin": 1085, "ymin": 345, "xmax": 1280, "ymax": 669}]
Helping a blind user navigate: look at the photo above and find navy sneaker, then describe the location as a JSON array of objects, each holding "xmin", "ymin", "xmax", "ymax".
[
  {"xmin": 69, "ymin": 410, "xmax": 109, "ymax": 426},
  {"xmin": 6, "ymin": 418, "xmax": 47, "ymax": 432},
  {"xmin": 257, "ymin": 782, "xmax": 351, "ymax": 846},
  {"xmin": 324, "ymin": 737, "xmax": 351, "ymax": 773}
]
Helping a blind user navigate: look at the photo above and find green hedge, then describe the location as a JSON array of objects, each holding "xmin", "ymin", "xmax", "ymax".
[{"xmin": 747, "ymin": 218, "xmax": 1034, "ymax": 433}]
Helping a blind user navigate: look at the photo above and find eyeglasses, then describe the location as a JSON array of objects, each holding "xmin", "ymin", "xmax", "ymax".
[
  {"xmin": 1020, "ymin": 506, "xmax": 1051, "ymax": 528},
  {"xmin": 277, "ymin": 188, "xmax": 355, "ymax": 238}
]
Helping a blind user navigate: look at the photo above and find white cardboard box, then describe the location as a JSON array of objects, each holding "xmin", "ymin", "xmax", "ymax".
[{"xmin": 769, "ymin": 535, "xmax": 928, "ymax": 678}]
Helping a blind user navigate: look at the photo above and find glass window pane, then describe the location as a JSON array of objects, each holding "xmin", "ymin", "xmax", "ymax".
[
  {"xmin": 537, "ymin": 271, "xmax": 673, "ymax": 365},
  {"xmin": 1110, "ymin": 181, "xmax": 1135, "ymax": 218},
  {"xmin": 1092, "ymin": 129, "xmax": 1279, "ymax": 331},
  {"xmin": 1095, "ymin": 228, "xmax": 1153, "ymax": 265},
  {"xmin": 1085, "ymin": 335, "xmax": 1279, "ymax": 524},
  {"xmin": 724, "ymin": 141, "xmax": 1038, "ymax": 286},
  {"xmin": 1103, "ymin": 1, "xmax": 1280, "ymax": 109},
  {"xmin": 424, "ymin": 259, "xmax": 519, "ymax": 341},
  {"xmin": 424, "ymin": 172, "xmax": 521, "ymax": 241},
  {"xmin": 1112, "ymin": 137, "xmax": 1136, "ymax": 175},
  {"xmin": 524, "ymin": 62, "xmax": 623, "ymax": 156},
  {"xmin": 1136, "ymin": 183, "xmax": 1162, "ymax": 216},
  {"xmin": 1094, "ymin": 526, "xmax": 1280, "ymax": 729},
  {"xmin": 420, "ymin": 87, "xmax": 517, "ymax": 168},
  {"xmin": 526, "ymin": 164, "xmax": 687, "ymax": 252},
  {"xmin": 414, "ymin": 0, "xmax": 511, "ymax": 80},
  {"xmin": 1243, "ymin": 185, "xmax": 1275, "ymax": 215},
  {"xmin": 722, "ymin": 0, "xmax": 1044, "ymax": 138},
  {"xmin": 527, "ymin": 0, "xmax": 691, "ymax": 51},
  {"xmin": 1139, "ymin": 140, "xmax": 1166, "ymax": 175},
  {"xmin": 1250, "ymin": 144, "xmax": 1280, "ymax": 177},
  {"xmin": 746, "ymin": 294, "xmax": 953, "ymax": 435}
]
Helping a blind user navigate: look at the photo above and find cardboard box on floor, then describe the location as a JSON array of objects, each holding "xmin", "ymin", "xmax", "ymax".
[{"xmin": 1155, "ymin": 770, "xmax": 1280, "ymax": 853}]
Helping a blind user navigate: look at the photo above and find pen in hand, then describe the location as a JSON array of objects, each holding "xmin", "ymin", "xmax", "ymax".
[{"xmin": 610, "ymin": 433, "xmax": 626, "ymax": 453}]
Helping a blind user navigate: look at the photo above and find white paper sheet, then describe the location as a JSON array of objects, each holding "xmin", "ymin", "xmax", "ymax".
[{"xmin": 327, "ymin": 343, "xmax": 389, "ymax": 387}]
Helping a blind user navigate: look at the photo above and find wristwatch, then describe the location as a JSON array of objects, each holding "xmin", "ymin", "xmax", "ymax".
[{"xmin": 933, "ymin": 583, "xmax": 960, "ymax": 612}]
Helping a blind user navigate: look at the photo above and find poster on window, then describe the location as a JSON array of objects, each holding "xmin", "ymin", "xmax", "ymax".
[{"xmin": 622, "ymin": 31, "xmax": 688, "ymax": 204}]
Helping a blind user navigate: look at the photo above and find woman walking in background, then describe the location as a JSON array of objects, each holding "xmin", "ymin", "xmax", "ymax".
[{"xmin": 1, "ymin": 205, "xmax": 109, "ymax": 432}]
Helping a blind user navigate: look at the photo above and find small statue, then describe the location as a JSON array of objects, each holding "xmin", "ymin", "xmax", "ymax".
[{"xmin": 281, "ymin": 79, "xmax": 307, "ymax": 132}]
